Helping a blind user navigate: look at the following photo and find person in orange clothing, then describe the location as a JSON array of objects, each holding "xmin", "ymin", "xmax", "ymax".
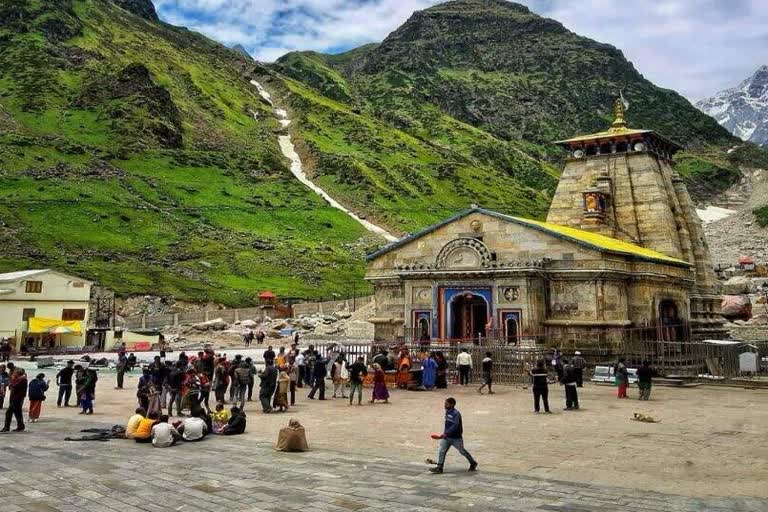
[
  {"xmin": 125, "ymin": 407, "xmax": 146, "ymax": 439},
  {"xmin": 133, "ymin": 411, "xmax": 160, "ymax": 443},
  {"xmin": 396, "ymin": 348, "xmax": 411, "ymax": 389}
]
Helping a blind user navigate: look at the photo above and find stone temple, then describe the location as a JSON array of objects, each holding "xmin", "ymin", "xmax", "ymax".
[{"xmin": 365, "ymin": 100, "xmax": 725, "ymax": 345}]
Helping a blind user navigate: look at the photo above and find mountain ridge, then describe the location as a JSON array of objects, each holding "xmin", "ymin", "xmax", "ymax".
[
  {"xmin": 696, "ymin": 65, "xmax": 768, "ymax": 146},
  {"xmin": 0, "ymin": 0, "xmax": 764, "ymax": 305}
]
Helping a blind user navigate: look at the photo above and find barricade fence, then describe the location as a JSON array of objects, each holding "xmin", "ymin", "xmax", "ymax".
[{"xmin": 303, "ymin": 337, "xmax": 768, "ymax": 385}]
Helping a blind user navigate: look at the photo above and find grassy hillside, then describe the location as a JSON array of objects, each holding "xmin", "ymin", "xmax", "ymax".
[
  {"xmin": 0, "ymin": 0, "xmax": 373, "ymax": 304},
  {"xmin": 2, "ymin": 0, "xmax": 760, "ymax": 305},
  {"xmin": 256, "ymin": 71, "xmax": 559, "ymax": 233}
]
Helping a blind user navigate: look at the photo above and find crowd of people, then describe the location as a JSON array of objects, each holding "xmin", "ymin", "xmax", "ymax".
[
  {"xmin": 1, "ymin": 342, "xmax": 656, "ymax": 452},
  {"xmin": 1, "ymin": 361, "xmax": 99, "ymax": 432}
]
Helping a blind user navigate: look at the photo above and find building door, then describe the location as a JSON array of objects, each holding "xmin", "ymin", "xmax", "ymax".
[
  {"xmin": 505, "ymin": 316, "xmax": 520, "ymax": 345},
  {"xmin": 450, "ymin": 293, "xmax": 488, "ymax": 342},
  {"xmin": 659, "ymin": 300, "xmax": 683, "ymax": 341}
]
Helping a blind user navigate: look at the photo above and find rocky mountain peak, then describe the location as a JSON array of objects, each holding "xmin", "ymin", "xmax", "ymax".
[
  {"xmin": 112, "ymin": 0, "xmax": 158, "ymax": 21},
  {"xmin": 423, "ymin": 0, "xmax": 532, "ymax": 15},
  {"xmin": 696, "ymin": 65, "xmax": 768, "ymax": 146}
]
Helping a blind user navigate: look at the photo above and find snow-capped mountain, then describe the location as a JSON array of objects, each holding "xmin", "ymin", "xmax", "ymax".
[{"xmin": 696, "ymin": 65, "xmax": 768, "ymax": 146}]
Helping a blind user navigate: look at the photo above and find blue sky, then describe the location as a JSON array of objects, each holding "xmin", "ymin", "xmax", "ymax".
[{"xmin": 154, "ymin": 0, "xmax": 768, "ymax": 101}]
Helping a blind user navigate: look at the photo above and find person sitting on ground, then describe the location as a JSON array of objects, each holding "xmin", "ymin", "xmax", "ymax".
[
  {"xmin": 151, "ymin": 414, "xmax": 180, "ymax": 448},
  {"xmin": 134, "ymin": 411, "xmax": 160, "ymax": 443},
  {"xmin": 210, "ymin": 403, "xmax": 231, "ymax": 434},
  {"xmin": 221, "ymin": 406, "xmax": 246, "ymax": 436},
  {"xmin": 125, "ymin": 407, "xmax": 147, "ymax": 439},
  {"xmin": 178, "ymin": 414, "xmax": 208, "ymax": 442}
]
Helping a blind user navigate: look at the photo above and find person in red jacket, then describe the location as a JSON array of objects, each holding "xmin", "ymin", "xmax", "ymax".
[{"xmin": 2, "ymin": 368, "xmax": 28, "ymax": 432}]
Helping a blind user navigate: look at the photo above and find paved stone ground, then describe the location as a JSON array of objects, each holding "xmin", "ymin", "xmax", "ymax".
[{"xmin": 1, "ymin": 419, "xmax": 767, "ymax": 512}]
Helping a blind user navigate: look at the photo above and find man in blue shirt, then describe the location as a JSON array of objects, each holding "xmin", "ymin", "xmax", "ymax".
[{"xmin": 429, "ymin": 397, "xmax": 477, "ymax": 474}]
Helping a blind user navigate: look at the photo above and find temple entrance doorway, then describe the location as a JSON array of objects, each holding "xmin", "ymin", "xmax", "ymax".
[
  {"xmin": 450, "ymin": 292, "xmax": 488, "ymax": 341},
  {"xmin": 659, "ymin": 299, "xmax": 684, "ymax": 341}
]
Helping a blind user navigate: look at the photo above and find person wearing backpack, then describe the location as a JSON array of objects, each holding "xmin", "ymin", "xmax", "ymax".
[
  {"xmin": 234, "ymin": 362, "xmax": 251, "ymax": 409},
  {"xmin": 27, "ymin": 373, "xmax": 49, "ymax": 423},
  {"xmin": 78, "ymin": 368, "xmax": 97, "ymax": 415}
]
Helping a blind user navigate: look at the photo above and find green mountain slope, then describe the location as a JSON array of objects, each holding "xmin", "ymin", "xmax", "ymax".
[
  {"xmin": 2, "ymin": 0, "xmax": 761, "ymax": 305},
  {"xmin": 0, "ymin": 0, "xmax": 373, "ymax": 304}
]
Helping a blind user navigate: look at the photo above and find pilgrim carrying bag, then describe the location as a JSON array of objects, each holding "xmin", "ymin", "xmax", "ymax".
[{"xmin": 275, "ymin": 419, "xmax": 309, "ymax": 452}]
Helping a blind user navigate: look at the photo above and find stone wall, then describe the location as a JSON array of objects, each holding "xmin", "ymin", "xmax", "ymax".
[{"xmin": 728, "ymin": 324, "xmax": 768, "ymax": 341}]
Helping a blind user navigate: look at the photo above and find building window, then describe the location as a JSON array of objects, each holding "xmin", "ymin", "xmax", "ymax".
[
  {"xmin": 25, "ymin": 281, "xmax": 43, "ymax": 293},
  {"xmin": 62, "ymin": 309, "xmax": 86, "ymax": 321},
  {"xmin": 72, "ymin": 281, "xmax": 85, "ymax": 288},
  {"xmin": 22, "ymin": 308, "xmax": 35, "ymax": 321}
]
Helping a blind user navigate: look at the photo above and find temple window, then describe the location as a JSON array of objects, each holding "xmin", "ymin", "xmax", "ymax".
[{"xmin": 583, "ymin": 191, "xmax": 606, "ymax": 214}]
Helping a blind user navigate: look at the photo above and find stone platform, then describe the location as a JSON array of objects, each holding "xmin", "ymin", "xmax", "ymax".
[{"xmin": 1, "ymin": 418, "xmax": 766, "ymax": 512}]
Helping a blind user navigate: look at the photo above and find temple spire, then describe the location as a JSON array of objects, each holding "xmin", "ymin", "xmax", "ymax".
[{"xmin": 609, "ymin": 94, "xmax": 628, "ymax": 132}]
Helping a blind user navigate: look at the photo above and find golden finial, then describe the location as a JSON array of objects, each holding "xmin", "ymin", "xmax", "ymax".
[{"xmin": 609, "ymin": 92, "xmax": 629, "ymax": 132}]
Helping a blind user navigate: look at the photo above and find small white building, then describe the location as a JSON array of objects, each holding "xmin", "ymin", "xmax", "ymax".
[{"xmin": 0, "ymin": 269, "xmax": 93, "ymax": 352}]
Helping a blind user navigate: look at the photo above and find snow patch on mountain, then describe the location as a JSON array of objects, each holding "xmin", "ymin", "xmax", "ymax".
[{"xmin": 696, "ymin": 65, "xmax": 768, "ymax": 146}]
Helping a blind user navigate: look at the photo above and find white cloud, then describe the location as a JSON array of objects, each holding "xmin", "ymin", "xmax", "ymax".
[{"xmin": 154, "ymin": 0, "xmax": 768, "ymax": 100}]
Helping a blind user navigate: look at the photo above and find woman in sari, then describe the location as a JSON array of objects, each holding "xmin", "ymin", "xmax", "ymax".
[
  {"xmin": 421, "ymin": 353, "xmax": 437, "ymax": 390},
  {"xmin": 369, "ymin": 363, "xmax": 389, "ymax": 404}
]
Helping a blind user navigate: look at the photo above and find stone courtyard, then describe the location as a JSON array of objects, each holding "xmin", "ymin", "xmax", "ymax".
[{"xmin": 1, "ymin": 374, "xmax": 767, "ymax": 512}]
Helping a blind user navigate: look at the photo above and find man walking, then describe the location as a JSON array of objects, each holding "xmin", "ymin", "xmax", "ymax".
[
  {"xmin": 56, "ymin": 360, "xmax": 75, "ymax": 407},
  {"xmin": 559, "ymin": 358, "xmax": 579, "ymax": 410},
  {"xmin": 1, "ymin": 368, "xmax": 27, "ymax": 432},
  {"xmin": 295, "ymin": 350, "xmax": 306, "ymax": 388},
  {"xmin": 167, "ymin": 362, "xmax": 183, "ymax": 416},
  {"xmin": 477, "ymin": 351, "xmax": 494, "ymax": 394},
  {"xmin": 263, "ymin": 346, "xmax": 276, "ymax": 367},
  {"xmin": 346, "ymin": 356, "xmax": 368, "ymax": 405},
  {"xmin": 245, "ymin": 357, "xmax": 257, "ymax": 402},
  {"xmin": 529, "ymin": 360, "xmax": 551, "ymax": 413},
  {"xmin": 571, "ymin": 351, "xmax": 586, "ymax": 387},
  {"xmin": 115, "ymin": 351, "xmax": 128, "ymax": 390},
  {"xmin": 456, "ymin": 348, "xmax": 472, "ymax": 386},
  {"xmin": 308, "ymin": 354, "xmax": 329, "ymax": 400},
  {"xmin": 428, "ymin": 398, "xmax": 477, "ymax": 474},
  {"xmin": 234, "ymin": 362, "xmax": 251, "ymax": 409}
]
